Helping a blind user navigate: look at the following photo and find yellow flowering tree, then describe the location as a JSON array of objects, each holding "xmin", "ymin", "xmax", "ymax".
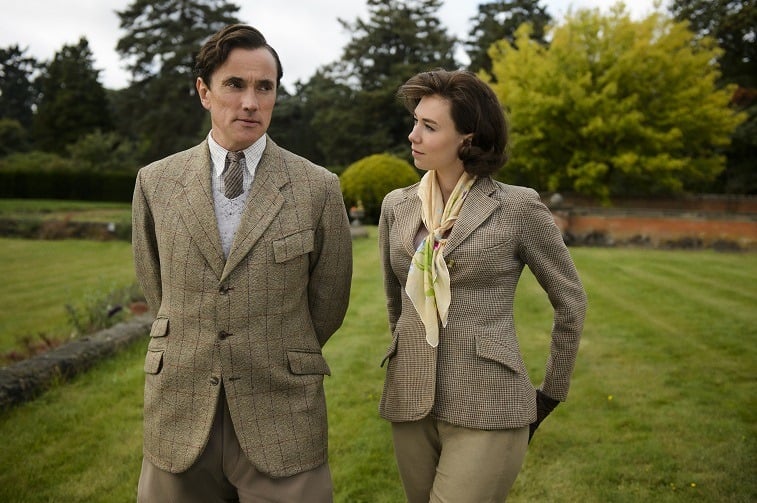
[{"xmin": 485, "ymin": 5, "xmax": 745, "ymax": 203}]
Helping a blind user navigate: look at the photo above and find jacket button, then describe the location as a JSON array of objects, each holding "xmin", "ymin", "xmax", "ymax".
[
  {"xmin": 209, "ymin": 376, "xmax": 220, "ymax": 386},
  {"xmin": 219, "ymin": 285, "xmax": 234, "ymax": 295},
  {"xmin": 218, "ymin": 330, "xmax": 230, "ymax": 340}
]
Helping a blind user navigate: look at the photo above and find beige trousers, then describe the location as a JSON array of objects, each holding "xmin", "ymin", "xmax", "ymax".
[
  {"xmin": 391, "ymin": 416, "xmax": 529, "ymax": 503},
  {"xmin": 137, "ymin": 388, "xmax": 332, "ymax": 503}
]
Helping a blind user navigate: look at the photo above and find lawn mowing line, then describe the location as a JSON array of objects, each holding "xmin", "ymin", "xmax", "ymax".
[{"xmin": 618, "ymin": 265, "xmax": 757, "ymax": 327}]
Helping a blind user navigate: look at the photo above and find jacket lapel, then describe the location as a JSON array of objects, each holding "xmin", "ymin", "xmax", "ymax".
[
  {"xmin": 443, "ymin": 176, "xmax": 499, "ymax": 257},
  {"xmin": 222, "ymin": 139, "xmax": 286, "ymax": 280},
  {"xmin": 393, "ymin": 185, "xmax": 423, "ymax": 257},
  {"xmin": 180, "ymin": 142, "xmax": 226, "ymax": 279}
]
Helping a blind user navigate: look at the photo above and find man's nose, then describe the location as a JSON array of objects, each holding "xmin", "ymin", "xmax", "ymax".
[{"xmin": 242, "ymin": 90, "xmax": 259, "ymax": 111}]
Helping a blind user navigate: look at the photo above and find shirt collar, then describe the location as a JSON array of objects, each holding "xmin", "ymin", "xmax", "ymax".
[{"xmin": 207, "ymin": 132, "xmax": 267, "ymax": 179}]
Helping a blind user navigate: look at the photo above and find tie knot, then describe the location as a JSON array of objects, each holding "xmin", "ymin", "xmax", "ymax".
[{"xmin": 227, "ymin": 150, "xmax": 244, "ymax": 162}]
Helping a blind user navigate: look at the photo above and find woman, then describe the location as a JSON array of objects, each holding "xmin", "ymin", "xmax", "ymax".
[{"xmin": 378, "ymin": 69, "xmax": 587, "ymax": 502}]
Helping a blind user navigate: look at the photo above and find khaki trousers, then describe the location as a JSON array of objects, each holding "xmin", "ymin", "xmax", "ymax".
[
  {"xmin": 391, "ymin": 416, "xmax": 529, "ymax": 503},
  {"xmin": 137, "ymin": 388, "xmax": 332, "ymax": 503}
]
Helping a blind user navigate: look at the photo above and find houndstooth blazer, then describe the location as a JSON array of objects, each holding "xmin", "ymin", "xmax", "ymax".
[
  {"xmin": 131, "ymin": 137, "xmax": 352, "ymax": 477},
  {"xmin": 378, "ymin": 176, "xmax": 586, "ymax": 429}
]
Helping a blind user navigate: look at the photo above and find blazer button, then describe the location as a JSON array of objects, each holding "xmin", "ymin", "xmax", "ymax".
[
  {"xmin": 219, "ymin": 285, "xmax": 233, "ymax": 295},
  {"xmin": 209, "ymin": 376, "xmax": 220, "ymax": 386},
  {"xmin": 218, "ymin": 330, "xmax": 231, "ymax": 340}
]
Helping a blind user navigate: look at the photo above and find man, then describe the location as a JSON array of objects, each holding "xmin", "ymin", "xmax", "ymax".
[{"xmin": 132, "ymin": 24, "xmax": 353, "ymax": 502}]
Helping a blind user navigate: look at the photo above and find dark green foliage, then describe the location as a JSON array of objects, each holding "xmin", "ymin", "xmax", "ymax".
[
  {"xmin": 32, "ymin": 38, "xmax": 113, "ymax": 153},
  {"xmin": 465, "ymin": 0, "xmax": 552, "ymax": 76},
  {"xmin": 670, "ymin": 0, "xmax": 756, "ymax": 87},
  {"xmin": 0, "ymin": 45, "xmax": 39, "ymax": 129},
  {"xmin": 0, "ymin": 153, "xmax": 135, "ymax": 201},
  {"xmin": 115, "ymin": 0, "xmax": 241, "ymax": 163},
  {"xmin": 65, "ymin": 130, "xmax": 141, "ymax": 172},
  {"xmin": 0, "ymin": 119, "xmax": 30, "ymax": 156},
  {"xmin": 304, "ymin": 0, "xmax": 459, "ymax": 167},
  {"xmin": 338, "ymin": 0, "xmax": 458, "ymax": 92},
  {"xmin": 340, "ymin": 153, "xmax": 419, "ymax": 223},
  {"xmin": 670, "ymin": 0, "xmax": 757, "ymax": 194}
]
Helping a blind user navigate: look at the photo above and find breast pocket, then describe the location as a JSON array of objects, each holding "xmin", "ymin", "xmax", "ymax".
[{"xmin": 273, "ymin": 229, "xmax": 314, "ymax": 263}]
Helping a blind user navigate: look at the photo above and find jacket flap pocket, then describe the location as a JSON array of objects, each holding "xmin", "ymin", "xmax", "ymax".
[
  {"xmin": 287, "ymin": 349, "xmax": 331, "ymax": 376},
  {"xmin": 149, "ymin": 317, "xmax": 169, "ymax": 338},
  {"xmin": 475, "ymin": 336, "xmax": 523, "ymax": 373},
  {"xmin": 380, "ymin": 335, "xmax": 399, "ymax": 368},
  {"xmin": 144, "ymin": 350, "xmax": 164, "ymax": 374},
  {"xmin": 273, "ymin": 229, "xmax": 314, "ymax": 263}
]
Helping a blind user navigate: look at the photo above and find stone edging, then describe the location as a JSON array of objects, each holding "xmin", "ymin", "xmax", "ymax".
[{"xmin": 0, "ymin": 313, "xmax": 153, "ymax": 410}]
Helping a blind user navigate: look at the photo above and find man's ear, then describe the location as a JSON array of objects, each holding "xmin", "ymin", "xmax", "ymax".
[{"xmin": 196, "ymin": 77, "xmax": 211, "ymax": 110}]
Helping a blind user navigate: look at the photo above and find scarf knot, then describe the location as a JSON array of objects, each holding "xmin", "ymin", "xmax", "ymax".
[{"xmin": 406, "ymin": 171, "xmax": 476, "ymax": 347}]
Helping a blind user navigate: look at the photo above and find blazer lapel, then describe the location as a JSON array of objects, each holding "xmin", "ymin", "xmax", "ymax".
[
  {"xmin": 222, "ymin": 139, "xmax": 286, "ymax": 280},
  {"xmin": 180, "ymin": 142, "xmax": 226, "ymax": 279},
  {"xmin": 393, "ymin": 186, "xmax": 423, "ymax": 257},
  {"xmin": 443, "ymin": 176, "xmax": 499, "ymax": 257}
]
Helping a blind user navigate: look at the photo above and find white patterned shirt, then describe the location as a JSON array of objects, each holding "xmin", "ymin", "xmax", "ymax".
[{"xmin": 207, "ymin": 132, "xmax": 266, "ymax": 257}]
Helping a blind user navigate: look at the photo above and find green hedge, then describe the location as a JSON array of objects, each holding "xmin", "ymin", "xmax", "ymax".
[
  {"xmin": 0, "ymin": 171, "xmax": 137, "ymax": 202},
  {"xmin": 340, "ymin": 154, "xmax": 419, "ymax": 224}
]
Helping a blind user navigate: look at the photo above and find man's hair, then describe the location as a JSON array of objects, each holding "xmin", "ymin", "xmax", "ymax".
[
  {"xmin": 194, "ymin": 24, "xmax": 283, "ymax": 88},
  {"xmin": 398, "ymin": 69, "xmax": 508, "ymax": 177}
]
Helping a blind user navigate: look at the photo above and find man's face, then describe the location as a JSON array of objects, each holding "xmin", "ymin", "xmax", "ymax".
[{"xmin": 196, "ymin": 47, "xmax": 277, "ymax": 151}]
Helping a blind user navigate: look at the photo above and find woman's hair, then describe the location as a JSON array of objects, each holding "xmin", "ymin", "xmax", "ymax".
[
  {"xmin": 398, "ymin": 69, "xmax": 508, "ymax": 177},
  {"xmin": 194, "ymin": 24, "xmax": 283, "ymax": 88}
]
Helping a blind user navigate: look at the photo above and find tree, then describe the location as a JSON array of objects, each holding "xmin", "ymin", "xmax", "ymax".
[
  {"xmin": 486, "ymin": 7, "xmax": 745, "ymax": 202},
  {"xmin": 670, "ymin": 0, "xmax": 757, "ymax": 194},
  {"xmin": 670, "ymin": 0, "xmax": 756, "ymax": 87},
  {"xmin": 0, "ymin": 45, "xmax": 39, "ymax": 130},
  {"xmin": 66, "ymin": 130, "xmax": 141, "ymax": 172},
  {"xmin": 465, "ymin": 0, "xmax": 552, "ymax": 76},
  {"xmin": 32, "ymin": 38, "xmax": 113, "ymax": 153},
  {"xmin": 0, "ymin": 119, "xmax": 30, "ymax": 156},
  {"xmin": 309, "ymin": 0, "xmax": 459, "ymax": 167},
  {"xmin": 337, "ymin": 0, "xmax": 458, "ymax": 91},
  {"xmin": 115, "ymin": 0, "xmax": 241, "ymax": 163}
]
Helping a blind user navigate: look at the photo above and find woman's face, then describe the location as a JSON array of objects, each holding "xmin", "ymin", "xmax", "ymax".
[{"xmin": 408, "ymin": 94, "xmax": 468, "ymax": 174}]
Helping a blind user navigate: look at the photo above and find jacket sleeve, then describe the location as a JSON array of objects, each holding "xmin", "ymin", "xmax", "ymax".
[
  {"xmin": 378, "ymin": 191, "xmax": 403, "ymax": 335},
  {"xmin": 518, "ymin": 188, "xmax": 587, "ymax": 401},
  {"xmin": 131, "ymin": 169, "xmax": 162, "ymax": 314},
  {"xmin": 308, "ymin": 173, "xmax": 353, "ymax": 347}
]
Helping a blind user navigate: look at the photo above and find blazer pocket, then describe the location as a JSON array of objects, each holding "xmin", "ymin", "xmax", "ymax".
[
  {"xmin": 150, "ymin": 317, "xmax": 169, "ymax": 337},
  {"xmin": 147, "ymin": 316, "xmax": 168, "ymax": 351},
  {"xmin": 287, "ymin": 349, "xmax": 331, "ymax": 376},
  {"xmin": 273, "ymin": 229, "xmax": 314, "ymax": 263},
  {"xmin": 475, "ymin": 336, "xmax": 525, "ymax": 374},
  {"xmin": 380, "ymin": 335, "xmax": 399, "ymax": 368},
  {"xmin": 144, "ymin": 350, "xmax": 164, "ymax": 374}
]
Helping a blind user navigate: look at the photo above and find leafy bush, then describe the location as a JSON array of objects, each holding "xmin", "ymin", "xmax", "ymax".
[
  {"xmin": 0, "ymin": 119, "xmax": 30, "ymax": 156},
  {"xmin": 0, "ymin": 151, "xmax": 76, "ymax": 172},
  {"xmin": 340, "ymin": 153, "xmax": 419, "ymax": 223}
]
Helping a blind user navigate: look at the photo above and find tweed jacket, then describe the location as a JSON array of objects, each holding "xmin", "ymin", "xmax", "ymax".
[
  {"xmin": 378, "ymin": 176, "xmax": 586, "ymax": 429},
  {"xmin": 131, "ymin": 137, "xmax": 352, "ymax": 477}
]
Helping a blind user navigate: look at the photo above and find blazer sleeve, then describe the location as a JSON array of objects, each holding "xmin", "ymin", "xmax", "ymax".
[
  {"xmin": 518, "ymin": 188, "xmax": 587, "ymax": 401},
  {"xmin": 308, "ymin": 173, "xmax": 353, "ymax": 347},
  {"xmin": 131, "ymin": 169, "xmax": 162, "ymax": 314},
  {"xmin": 378, "ymin": 190, "xmax": 403, "ymax": 335}
]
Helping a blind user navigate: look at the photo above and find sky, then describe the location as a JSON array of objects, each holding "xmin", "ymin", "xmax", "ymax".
[{"xmin": 0, "ymin": 0, "xmax": 662, "ymax": 91}]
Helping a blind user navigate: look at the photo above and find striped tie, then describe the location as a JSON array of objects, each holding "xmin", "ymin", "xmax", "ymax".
[{"xmin": 224, "ymin": 151, "xmax": 245, "ymax": 199}]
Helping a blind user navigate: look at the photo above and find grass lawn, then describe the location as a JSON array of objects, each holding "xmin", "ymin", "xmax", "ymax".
[
  {"xmin": 0, "ymin": 199, "xmax": 132, "ymax": 224},
  {"xmin": 0, "ymin": 227, "xmax": 755, "ymax": 502},
  {"xmin": 0, "ymin": 238, "xmax": 137, "ymax": 359}
]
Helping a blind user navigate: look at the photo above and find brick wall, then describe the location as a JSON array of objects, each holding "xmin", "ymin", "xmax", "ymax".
[{"xmin": 548, "ymin": 194, "xmax": 757, "ymax": 251}]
